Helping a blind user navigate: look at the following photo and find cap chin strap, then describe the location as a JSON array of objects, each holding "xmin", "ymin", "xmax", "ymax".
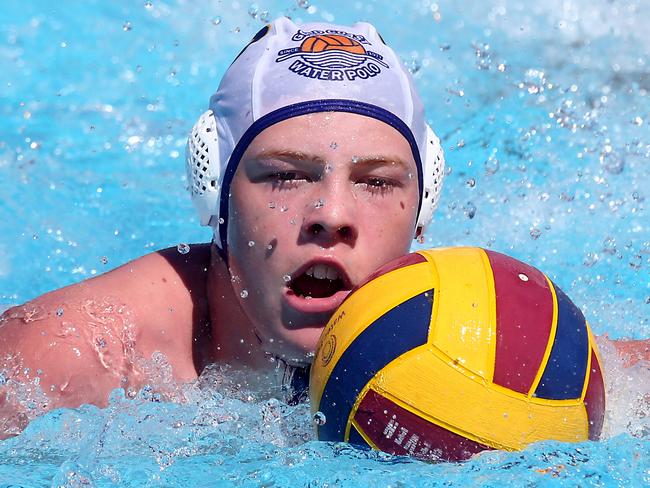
[{"xmin": 186, "ymin": 110, "xmax": 445, "ymax": 248}]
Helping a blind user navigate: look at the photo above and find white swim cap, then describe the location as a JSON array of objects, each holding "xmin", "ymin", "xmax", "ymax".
[{"xmin": 186, "ymin": 17, "xmax": 445, "ymax": 250}]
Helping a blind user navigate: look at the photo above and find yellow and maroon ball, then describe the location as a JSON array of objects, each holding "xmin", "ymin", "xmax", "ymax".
[{"xmin": 310, "ymin": 247, "xmax": 605, "ymax": 461}]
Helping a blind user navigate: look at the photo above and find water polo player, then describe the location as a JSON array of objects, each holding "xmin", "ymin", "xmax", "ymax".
[{"xmin": 0, "ymin": 18, "xmax": 647, "ymax": 432}]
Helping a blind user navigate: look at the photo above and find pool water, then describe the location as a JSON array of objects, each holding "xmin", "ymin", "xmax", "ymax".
[{"xmin": 0, "ymin": 0, "xmax": 649, "ymax": 486}]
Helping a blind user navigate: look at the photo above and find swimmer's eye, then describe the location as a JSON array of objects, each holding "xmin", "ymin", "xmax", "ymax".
[
  {"xmin": 268, "ymin": 171, "xmax": 310, "ymax": 190},
  {"xmin": 357, "ymin": 177, "xmax": 398, "ymax": 196}
]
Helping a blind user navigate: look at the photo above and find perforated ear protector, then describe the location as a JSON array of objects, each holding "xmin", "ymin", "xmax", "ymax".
[{"xmin": 185, "ymin": 108, "xmax": 445, "ymax": 248}]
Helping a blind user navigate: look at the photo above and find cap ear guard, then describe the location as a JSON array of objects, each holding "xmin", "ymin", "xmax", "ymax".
[
  {"xmin": 186, "ymin": 110, "xmax": 223, "ymax": 243},
  {"xmin": 415, "ymin": 125, "xmax": 445, "ymax": 237}
]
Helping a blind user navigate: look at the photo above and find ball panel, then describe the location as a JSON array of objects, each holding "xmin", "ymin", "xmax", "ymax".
[
  {"xmin": 584, "ymin": 348, "xmax": 605, "ymax": 440},
  {"xmin": 353, "ymin": 252, "xmax": 427, "ymax": 294},
  {"xmin": 312, "ymin": 38, "xmax": 330, "ymax": 52},
  {"xmin": 311, "ymin": 261, "xmax": 435, "ymax": 411},
  {"xmin": 369, "ymin": 344, "xmax": 589, "ymax": 450},
  {"xmin": 534, "ymin": 282, "xmax": 589, "ymax": 400},
  {"xmin": 309, "ymin": 262, "xmax": 437, "ymax": 405},
  {"xmin": 347, "ymin": 423, "xmax": 372, "ymax": 449},
  {"xmin": 316, "ymin": 290, "xmax": 433, "ymax": 441},
  {"xmin": 353, "ymin": 388, "xmax": 490, "ymax": 461},
  {"xmin": 485, "ymin": 249, "xmax": 555, "ymax": 394},
  {"xmin": 421, "ymin": 247, "xmax": 496, "ymax": 380},
  {"xmin": 300, "ymin": 36, "xmax": 318, "ymax": 52},
  {"xmin": 322, "ymin": 34, "xmax": 352, "ymax": 46}
]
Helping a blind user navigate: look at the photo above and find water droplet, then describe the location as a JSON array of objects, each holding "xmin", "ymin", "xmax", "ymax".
[
  {"xmin": 407, "ymin": 57, "xmax": 421, "ymax": 74},
  {"xmin": 218, "ymin": 217, "xmax": 225, "ymax": 224},
  {"xmin": 484, "ymin": 155, "xmax": 500, "ymax": 175},
  {"xmin": 329, "ymin": 141, "xmax": 338, "ymax": 149},
  {"xmin": 602, "ymin": 237, "xmax": 617, "ymax": 255},
  {"xmin": 583, "ymin": 252, "xmax": 599, "ymax": 267},
  {"xmin": 56, "ymin": 308, "xmax": 64, "ymax": 317},
  {"xmin": 518, "ymin": 273, "xmax": 529, "ymax": 282},
  {"xmin": 212, "ymin": 16, "xmax": 222, "ymax": 26},
  {"xmin": 417, "ymin": 234, "xmax": 425, "ymax": 244},
  {"xmin": 283, "ymin": 274, "xmax": 291, "ymax": 282},
  {"xmin": 280, "ymin": 206, "xmax": 289, "ymax": 213},
  {"xmin": 259, "ymin": 10, "xmax": 269, "ymax": 22},
  {"xmin": 123, "ymin": 21, "xmax": 132, "ymax": 32},
  {"xmin": 101, "ymin": 256, "xmax": 109, "ymax": 264},
  {"xmin": 297, "ymin": 0, "xmax": 310, "ymax": 9},
  {"xmin": 324, "ymin": 163, "xmax": 333, "ymax": 173},
  {"xmin": 248, "ymin": 241, "xmax": 255, "ymax": 248},
  {"xmin": 248, "ymin": 4, "xmax": 259, "ymax": 18},
  {"xmin": 351, "ymin": 156, "xmax": 359, "ymax": 164},
  {"xmin": 529, "ymin": 228, "xmax": 541, "ymax": 240},
  {"xmin": 466, "ymin": 178, "xmax": 476, "ymax": 188},
  {"xmin": 629, "ymin": 254, "xmax": 642, "ymax": 270},
  {"xmin": 313, "ymin": 411, "xmax": 326, "ymax": 425},
  {"xmin": 240, "ymin": 290, "xmax": 249, "ymax": 299},
  {"xmin": 463, "ymin": 201, "xmax": 476, "ymax": 219},
  {"xmin": 314, "ymin": 198, "xmax": 325, "ymax": 209},
  {"xmin": 632, "ymin": 116, "xmax": 643, "ymax": 126},
  {"xmin": 600, "ymin": 151, "xmax": 624, "ymax": 174},
  {"xmin": 144, "ymin": 1, "xmax": 153, "ymax": 9},
  {"xmin": 268, "ymin": 201, "xmax": 276, "ymax": 209},
  {"xmin": 177, "ymin": 243, "xmax": 190, "ymax": 254}
]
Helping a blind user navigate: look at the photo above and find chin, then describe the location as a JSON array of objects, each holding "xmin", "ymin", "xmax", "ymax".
[{"xmin": 266, "ymin": 328, "xmax": 323, "ymax": 366}]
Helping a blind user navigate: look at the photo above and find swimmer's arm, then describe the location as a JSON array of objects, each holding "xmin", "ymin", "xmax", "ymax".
[
  {"xmin": 603, "ymin": 336, "xmax": 650, "ymax": 367},
  {"xmin": 0, "ymin": 245, "xmax": 209, "ymax": 434}
]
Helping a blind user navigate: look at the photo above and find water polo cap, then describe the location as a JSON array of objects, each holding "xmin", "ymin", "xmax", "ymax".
[{"xmin": 186, "ymin": 17, "xmax": 445, "ymax": 250}]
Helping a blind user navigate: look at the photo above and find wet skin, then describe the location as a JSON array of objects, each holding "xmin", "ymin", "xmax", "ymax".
[{"xmin": 0, "ymin": 112, "xmax": 420, "ymax": 432}]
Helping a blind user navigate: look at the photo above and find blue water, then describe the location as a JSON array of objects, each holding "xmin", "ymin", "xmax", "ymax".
[{"xmin": 0, "ymin": 0, "xmax": 649, "ymax": 486}]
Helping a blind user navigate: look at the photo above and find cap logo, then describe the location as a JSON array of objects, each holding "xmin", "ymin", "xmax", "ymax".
[{"xmin": 276, "ymin": 29, "xmax": 389, "ymax": 82}]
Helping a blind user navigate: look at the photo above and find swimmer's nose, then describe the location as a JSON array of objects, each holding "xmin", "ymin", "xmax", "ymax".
[{"xmin": 299, "ymin": 187, "xmax": 358, "ymax": 247}]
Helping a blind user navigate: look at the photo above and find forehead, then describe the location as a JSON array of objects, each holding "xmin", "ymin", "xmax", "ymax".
[{"xmin": 241, "ymin": 111, "xmax": 417, "ymax": 166}]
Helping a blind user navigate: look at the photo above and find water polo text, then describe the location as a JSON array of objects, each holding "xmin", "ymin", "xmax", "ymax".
[{"xmin": 287, "ymin": 59, "xmax": 382, "ymax": 81}]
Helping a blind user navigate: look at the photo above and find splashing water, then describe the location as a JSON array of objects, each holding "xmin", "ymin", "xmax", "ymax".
[{"xmin": 0, "ymin": 0, "xmax": 649, "ymax": 485}]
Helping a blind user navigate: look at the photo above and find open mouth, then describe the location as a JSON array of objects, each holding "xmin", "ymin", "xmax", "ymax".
[{"xmin": 288, "ymin": 263, "xmax": 351, "ymax": 299}]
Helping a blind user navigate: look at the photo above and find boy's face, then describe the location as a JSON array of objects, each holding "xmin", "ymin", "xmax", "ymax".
[{"xmin": 227, "ymin": 112, "xmax": 420, "ymax": 364}]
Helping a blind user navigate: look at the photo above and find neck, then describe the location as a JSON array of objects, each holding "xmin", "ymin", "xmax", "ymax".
[{"xmin": 205, "ymin": 246, "xmax": 275, "ymax": 369}]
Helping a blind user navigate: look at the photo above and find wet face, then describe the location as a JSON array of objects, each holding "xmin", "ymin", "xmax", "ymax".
[{"xmin": 227, "ymin": 112, "xmax": 419, "ymax": 364}]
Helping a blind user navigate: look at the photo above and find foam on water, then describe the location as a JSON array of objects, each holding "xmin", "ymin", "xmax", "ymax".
[
  {"xmin": 0, "ymin": 354, "xmax": 648, "ymax": 486},
  {"xmin": 0, "ymin": 0, "xmax": 649, "ymax": 486}
]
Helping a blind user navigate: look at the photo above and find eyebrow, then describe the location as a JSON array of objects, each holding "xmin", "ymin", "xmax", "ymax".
[
  {"xmin": 251, "ymin": 149, "xmax": 411, "ymax": 170},
  {"xmin": 349, "ymin": 155, "xmax": 412, "ymax": 170},
  {"xmin": 252, "ymin": 149, "xmax": 326, "ymax": 165}
]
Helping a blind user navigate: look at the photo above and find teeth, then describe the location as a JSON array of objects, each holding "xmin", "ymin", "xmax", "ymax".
[
  {"xmin": 305, "ymin": 264, "xmax": 341, "ymax": 281},
  {"xmin": 326, "ymin": 266, "xmax": 340, "ymax": 280}
]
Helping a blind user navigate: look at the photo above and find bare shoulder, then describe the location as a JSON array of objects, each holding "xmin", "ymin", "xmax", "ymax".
[{"xmin": 0, "ymin": 244, "xmax": 211, "ymax": 421}]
